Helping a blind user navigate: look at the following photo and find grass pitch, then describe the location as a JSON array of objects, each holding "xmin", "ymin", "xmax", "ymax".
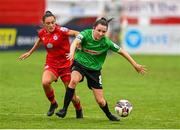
[{"xmin": 0, "ymin": 51, "xmax": 180, "ymax": 129}]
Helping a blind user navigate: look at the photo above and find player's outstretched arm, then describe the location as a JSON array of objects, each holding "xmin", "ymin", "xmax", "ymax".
[
  {"xmin": 118, "ymin": 48, "xmax": 147, "ymax": 74},
  {"xmin": 19, "ymin": 38, "xmax": 41, "ymax": 60},
  {"xmin": 68, "ymin": 30, "xmax": 79, "ymax": 37},
  {"xmin": 66, "ymin": 38, "xmax": 80, "ymax": 61}
]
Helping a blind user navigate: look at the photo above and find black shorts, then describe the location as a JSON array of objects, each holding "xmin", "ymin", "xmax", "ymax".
[{"xmin": 71, "ymin": 61, "xmax": 102, "ymax": 89}]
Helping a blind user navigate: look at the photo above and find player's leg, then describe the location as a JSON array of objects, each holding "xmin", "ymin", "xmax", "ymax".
[
  {"xmin": 61, "ymin": 75, "xmax": 83, "ymax": 118},
  {"xmin": 42, "ymin": 69, "xmax": 58, "ymax": 116},
  {"xmin": 92, "ymin": 88, "xmax": 119, "ymax": 121},
  {"xmin": 86, "ymin": 69, "xmax": 119, "ymax": 121},
  {"xmin": 72, "ymin": 95, "xmax": 83, "ymax": 118},
  {"xmin": 56, "ymin": 70, "xmax": 82, "ymax": 118}
]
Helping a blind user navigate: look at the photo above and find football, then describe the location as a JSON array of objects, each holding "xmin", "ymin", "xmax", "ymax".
[{"xmin": 115, "ymin": 99, "xmax": 133, "ymax": 117}]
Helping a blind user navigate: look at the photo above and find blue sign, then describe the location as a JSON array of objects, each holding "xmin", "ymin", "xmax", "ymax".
[{"xmin": 125, "ymin": 29, "xmax": 142, "ymax": 48}]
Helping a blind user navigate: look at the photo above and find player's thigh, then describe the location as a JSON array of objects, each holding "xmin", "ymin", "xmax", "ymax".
[
  {"xmin": 61, "ymin": 75, "xmax": 70, "ymax": 88},
  {"xmin": 71, "ymin": 70, "xmax": 83, "ymax": 82},
  {"xmin": 42, "ymin": 70, "xmax": 57, "ymax": 84},
  {"xmin": 59, "ymin": 67, "xmax": 71, "ymax": 88},
  {"xmin": 68, "ymin": 71, "xmax": 83, "ymax": 87},
  {"xmin": 61, "ymin": 76, "xmax": 71, "ymax": 88}
]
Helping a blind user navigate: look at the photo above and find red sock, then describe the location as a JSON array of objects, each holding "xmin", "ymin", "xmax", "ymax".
[
  {"xmin": 45, "ymin": 89, "xmax": 56, "ymax": 104},
  {"xmin": 73, "ymin": 101, "xmax": 82, "ymax": 110}
]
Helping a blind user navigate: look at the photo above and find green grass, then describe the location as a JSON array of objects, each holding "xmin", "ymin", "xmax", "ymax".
[{"xmin": 0, "ymin": 51, "xmax": 180, "ymax": 129}]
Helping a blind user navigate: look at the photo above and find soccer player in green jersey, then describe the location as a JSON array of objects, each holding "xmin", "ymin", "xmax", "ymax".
[{"xmin": 56, "ymin": 18, "xmax": 147, "ymax": 121}]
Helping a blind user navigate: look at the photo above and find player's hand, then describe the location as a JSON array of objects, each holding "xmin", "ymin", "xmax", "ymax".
[
  {"xmin": 134, "ymin": 64, "xmax": 147, "ymax": 75},
  {"xmin": 19, "ymin": 52, "xmax": 31, "ymax": 60},
  {"xmin": 66, "ymin": 52, "xmax": 74, "ymax": 61}
]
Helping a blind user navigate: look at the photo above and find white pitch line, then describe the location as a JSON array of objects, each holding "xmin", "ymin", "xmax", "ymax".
[
  {"xmin": 0, "ymin": 113, "xmax": 90, "ymax": 118},
  {"xmin": 0, "ymin": 113, "xmax": 45, "ymax": 116}
]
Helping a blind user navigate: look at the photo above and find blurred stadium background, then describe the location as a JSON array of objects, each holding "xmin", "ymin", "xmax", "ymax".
[{"xmin": 0, "ymin": 0, "xmax": 180, "ymax": 54}]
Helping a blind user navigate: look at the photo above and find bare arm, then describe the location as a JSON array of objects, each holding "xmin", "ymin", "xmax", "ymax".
[
  {"xmin": 118, "ymin": 48, "xmax": 147, "ymax": 74},
  {"xmin": 67, "ymin": 29, "xmax": 79, "ymax": 37},
  {"xmin": 19, "ymin": 38, "xmax": 42, "ymax": 60},
  {"xmin": 66, "ymin": 38, "xmax": 81, "ymax": 61}
]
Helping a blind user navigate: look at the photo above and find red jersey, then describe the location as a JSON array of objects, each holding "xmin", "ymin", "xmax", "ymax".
[{"xmin": 38, "ymin": 25, "xmax": 71, "ymax": 68}]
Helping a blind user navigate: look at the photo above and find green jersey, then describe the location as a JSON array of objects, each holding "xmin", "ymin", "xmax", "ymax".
[{"xmin": 75, "ymin": 29, "xmax": 120, "ymax": 70}]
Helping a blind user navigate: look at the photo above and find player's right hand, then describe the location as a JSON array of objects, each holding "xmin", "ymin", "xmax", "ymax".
[
  {"xmin": 18, "ymin": 52, "xmax": 31, "ymax": 60},
  {"xmin": 66, "ymin": 52, "xmax": 74, "ymax": 61}
]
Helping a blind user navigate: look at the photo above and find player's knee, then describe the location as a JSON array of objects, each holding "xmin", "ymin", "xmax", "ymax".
[
  {"xmin": 42, "ymin": 80, "xmax": 51, "ymax": 88},
  {"xmin": 96, "ymin": 98, "xmax": 106, "ymax": 106},
  {"xmin": 69, "ymin": 78, "xmax": 79, "ymax": 87}
]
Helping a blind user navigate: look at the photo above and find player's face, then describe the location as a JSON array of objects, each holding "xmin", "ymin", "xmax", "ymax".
[
  {"xmin": 93, "ymin": 24, "xmax": 107, "ymax": 40},
  {"xmin": 43, "ymin": 16, "xmax": 56, "ymax": 33}
]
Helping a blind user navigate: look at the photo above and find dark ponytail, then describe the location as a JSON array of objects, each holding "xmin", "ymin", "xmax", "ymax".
[
  {"xmin": 93, "ymin": 17, "xmax": 113, "ymax": 29},
  {"xmin": 42, "ymin": 11, "xmax": 56, "ymax": 22}
]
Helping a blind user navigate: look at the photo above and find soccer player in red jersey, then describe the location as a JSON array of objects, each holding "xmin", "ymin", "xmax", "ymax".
[{"xmin": 19, "ymin": 11, "xmax": 83, "ymax": 118}]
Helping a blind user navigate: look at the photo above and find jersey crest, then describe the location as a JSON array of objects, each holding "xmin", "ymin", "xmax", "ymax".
[
  {"xmin": 53, "ymin": 35, "xmax": 58, "ymax": 40},
  {"xmin": 47, "ymin": 43, "xmax": 53, "ymax": 48}
]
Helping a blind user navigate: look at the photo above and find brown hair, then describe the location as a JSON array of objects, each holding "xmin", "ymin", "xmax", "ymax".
[
  {"xmin": 42, "ymin": 11, "xmax": 56, "ymax": 22},
  {"xmin": 93, "ymin": 17, "xmax": 113, "ymax": 29}
]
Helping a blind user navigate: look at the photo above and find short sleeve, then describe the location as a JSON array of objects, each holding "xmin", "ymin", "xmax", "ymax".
[
  {"xmin": 59, "ymin": 27, "xmax": 69, "ymax": 35},
  {"xmin": 107, "ymin": 38, "xmax": 120, "ymax": 52},
  {"xmin": 76, "ymin": 30, "xmax": 86, "ymax": 43}
]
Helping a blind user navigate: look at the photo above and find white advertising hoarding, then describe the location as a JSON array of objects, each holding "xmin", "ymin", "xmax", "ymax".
[
  {"xmin": 121, "ymin": 0, "xmax": 180, "ymax": 17},
  {"xmin": 46, "ymin": 0, "xmax": 106, "ymax": 24},
  {"xmin": 122, "ymin": 25, "xmax": 180, "ymax": 54}
]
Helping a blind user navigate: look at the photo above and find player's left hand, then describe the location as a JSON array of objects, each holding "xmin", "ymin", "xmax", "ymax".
[{"xmin": 134, "ymin": 64, "xmax": 147, "ymax": 75}]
